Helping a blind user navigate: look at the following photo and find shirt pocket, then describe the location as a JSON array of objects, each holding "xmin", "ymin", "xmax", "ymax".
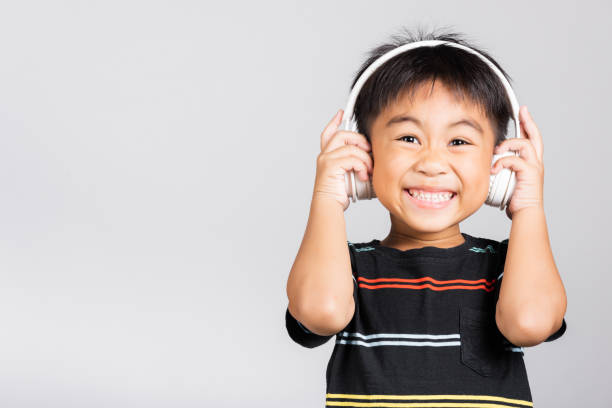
[{"xmin": 459, "ymin": 305, "xmax": 511, "ymax": 378}]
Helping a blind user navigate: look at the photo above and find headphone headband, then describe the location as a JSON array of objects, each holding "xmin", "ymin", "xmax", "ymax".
[{"xmin": 340, "ymin": 40, "xmax": 520, "ymax": 142}]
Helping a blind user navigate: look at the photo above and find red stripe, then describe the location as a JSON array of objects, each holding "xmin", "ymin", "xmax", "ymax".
[
  {"xmin": 358, "ymin": 283, "xmax": 496, "ymax": 292},
  {"xmin": 358, "ymin": 276, "xmax": 496, "ymax": 286}
]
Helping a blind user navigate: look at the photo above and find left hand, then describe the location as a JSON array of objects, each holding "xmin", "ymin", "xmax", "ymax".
[{"xmin": 491, "ymin": 106, "xmax": 544, "ymax": 220}]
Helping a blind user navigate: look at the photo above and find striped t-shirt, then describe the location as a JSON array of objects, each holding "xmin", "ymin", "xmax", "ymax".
[{"xmin": 285, "ymin": 232, "xmax": 567, "ymax": 407}]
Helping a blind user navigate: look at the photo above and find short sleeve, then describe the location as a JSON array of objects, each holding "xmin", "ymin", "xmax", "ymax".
[
  {"xmin": 544, "ymin": 317, "xmax": 567, "ymax": 342},
  {"xmin": 494, "ymin": 238, "xmax": 567, "ymax": 342},
  {"xmin": 492, "ymin": 238, "xmax": 509, "ymax": 304},
  {"xmin": 285, "ymin": 307, "xmax": 334, "ymax": 348},
  {"xmin": 285, "ymin": 242, "xmax": 358, "ymax": 349}
]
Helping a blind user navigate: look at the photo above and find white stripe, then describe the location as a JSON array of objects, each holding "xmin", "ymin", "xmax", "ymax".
[
  {"xmin": 339, "ymin": 331, "xmax": 460, "ymax": 340},
  {"xmin": 338, "ymin": 339, "xmax": 525, "ymax": 351},
  {"xmin": 337, "ymin": 339, "xmax": 461, "ymax": 347},
  {"xmin": 497, "ymin": 272, "xmax": 504, "ymax": 280}
]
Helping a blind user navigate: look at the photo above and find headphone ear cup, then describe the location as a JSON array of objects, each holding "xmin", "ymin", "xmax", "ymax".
[
  {"xmin": 348, "ymin": 171, "xmax": 377, "ymax": 201},
  {"xmin": 346, "ymin": 150, "xmax": 377, "ymax": 202},
  {"xmin": 486, "ymin": 173, "xmax": 502, "ymax": 208},
  {"xmin": 356, "ymin": 175, "xmax": 376, "ymax": 200},
  {"xmin": 486, "ymin": 153, "xmax": 516, "ymax": 209}
]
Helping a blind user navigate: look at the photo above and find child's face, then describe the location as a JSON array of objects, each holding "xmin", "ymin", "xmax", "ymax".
[{"xmin": 369, "ymin": 81, "xmax": 496, "ymax": 235}]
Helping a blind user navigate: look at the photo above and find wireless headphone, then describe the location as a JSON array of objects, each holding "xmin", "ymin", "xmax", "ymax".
[{"xmin": 342, "ymin": 40, "xmax": 519, "ymax": 211}]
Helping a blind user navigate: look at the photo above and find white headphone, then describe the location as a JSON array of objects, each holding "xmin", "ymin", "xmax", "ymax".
[{"xmin": 342, "ymin": 40, "xmax": 519, "ymax": 211}]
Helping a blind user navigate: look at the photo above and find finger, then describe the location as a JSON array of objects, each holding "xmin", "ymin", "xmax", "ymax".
[
  {"xmin": 327, "ymin": 144, "xmax": 374, "ymax": 174},
  {"xmin": 490, "ymin": 155, "xmax": 529, "ymax": 175},
  {"xmin": 323, "ymin": 129, "xmax": 371, "ymax": 154},
  {"xmin": 321, "ymin": 109, "xmax": 344, "ymax": 151},
  {"xmin": 335, "ymin": 154, "xmax": 371, "ymax": 181},
  {"xmin": 494, "ymin": 137, "xmax": 537, "ymax": 165},
  {"xmin": 346, "ymin": 145, "xmax": 374, "ymax": 175},
  {"xmin": 519, "ymin": 106, "xmax": 543, "ymax": 162}
]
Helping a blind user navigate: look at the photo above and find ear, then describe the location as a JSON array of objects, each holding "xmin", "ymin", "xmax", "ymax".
[{"xmin": 366, "ymin": 135, "xmax": 375, "ymax": 166}]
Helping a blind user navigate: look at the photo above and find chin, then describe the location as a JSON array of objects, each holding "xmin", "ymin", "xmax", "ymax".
[{"xmin": 405, "ymin": 217, "xmax": 456, "ymax": 233}]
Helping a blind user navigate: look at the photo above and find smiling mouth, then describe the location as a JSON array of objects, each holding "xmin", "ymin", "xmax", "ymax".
[
  {"xmin": 406, "ymin": 189, "xmax": 456, "ymax": 201},
  {"xmin": 404, "ymin": 189, "xmax": 457, "ymax": 208}
]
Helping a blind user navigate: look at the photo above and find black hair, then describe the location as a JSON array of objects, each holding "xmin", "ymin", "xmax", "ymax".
[{"xmin": 350, "ymin": 26, "xmax": 513, "ymax": 146}]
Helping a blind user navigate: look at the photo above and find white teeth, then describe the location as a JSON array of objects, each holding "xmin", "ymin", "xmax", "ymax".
[{"xmin": 408, "ymin": 189, "xmax": 454, "ymax": 202}]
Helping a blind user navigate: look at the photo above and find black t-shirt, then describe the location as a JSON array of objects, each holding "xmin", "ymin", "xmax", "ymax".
[{"xmin": 285, "ymin": 232, "xmax": 567, "ymax": 407}]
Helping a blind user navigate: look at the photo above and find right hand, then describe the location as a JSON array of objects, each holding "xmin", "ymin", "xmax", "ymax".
[{"xmin": 313, "ymin": 109, "xmax": 373, "ymax": 211}]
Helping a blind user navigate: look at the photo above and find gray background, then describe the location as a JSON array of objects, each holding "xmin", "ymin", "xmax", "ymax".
[{"xmin": 0, "ymin": 0, "xmax": 607, "ymax": 407}]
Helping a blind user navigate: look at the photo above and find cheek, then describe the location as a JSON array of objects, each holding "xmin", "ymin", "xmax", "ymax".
[
  {"xmin": 460, "ymin": 158, "xmax": 492, "ymax": 192},
  {"xmin": 373, "ymin": 153, "xmax": 405, "ymax": 182},
  {"xmin": 469, "ymin": 165, "xmax": 494, "ymax": 201},
  {"xmin": 371, "ymin": 153, "xmax": 402, "ymax": 197}
]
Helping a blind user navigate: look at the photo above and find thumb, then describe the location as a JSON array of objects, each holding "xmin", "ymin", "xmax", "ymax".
[{"xmin": 321, "ymin": 109, "xmax": 343, "ymax": 150}]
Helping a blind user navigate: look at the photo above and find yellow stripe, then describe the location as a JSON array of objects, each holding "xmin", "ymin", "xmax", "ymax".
[
  {"xmin": 326, "ymin": 403, "xmax": 523, "ymax": 408},
  {"xmin": 326, "ymin": 394, "xmax": 533, "ymax": 407}
]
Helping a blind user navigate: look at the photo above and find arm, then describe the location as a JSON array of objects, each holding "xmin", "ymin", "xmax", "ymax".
[
  {"xmin": 491, "ymin": 106, "xmax": 567, "ymax": 347},
  {"xmin": 495, "ymin": 206, "xmax": 567, "ymax": 346},
  {"xmin": 285, "ymin": 109, "xmax": 371, "ymax": 337},
  {"xmin": 286, "ymin": 194, "xmax": 355, "ymax": 336}
]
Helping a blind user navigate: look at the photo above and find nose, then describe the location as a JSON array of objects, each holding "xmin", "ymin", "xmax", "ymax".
[{"xmin": 413, "ymin": 148, "xmax": 448, "ymax": 177}]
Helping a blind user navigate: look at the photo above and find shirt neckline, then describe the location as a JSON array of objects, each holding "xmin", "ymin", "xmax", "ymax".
[{"xmin": 367, "ymin": 232, "xmax": 474, "ymax": 260}]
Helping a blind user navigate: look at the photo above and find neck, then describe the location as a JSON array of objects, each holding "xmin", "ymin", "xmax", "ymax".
[{"xmin": 380, "ymin": 218, "xmax": 464, "ymax": 251}]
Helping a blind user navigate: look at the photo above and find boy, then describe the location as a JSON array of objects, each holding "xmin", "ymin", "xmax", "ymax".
[{"xmin": 285, "ymin": 28, "xmax": 567, "ymax": 407}]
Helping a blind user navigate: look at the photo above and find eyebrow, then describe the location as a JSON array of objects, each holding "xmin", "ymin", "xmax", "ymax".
[{"xmin": 385, "ymin": 114, "xmax": 483, "ymax": 135}]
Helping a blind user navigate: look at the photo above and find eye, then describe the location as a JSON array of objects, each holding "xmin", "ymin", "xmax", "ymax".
[
  {"xmin": 398, "ymin": 136, "xmax": 471, "ymax": 146},
  {"xmin": 398, "ymin": 135, "xmax": 419, "ymax": 144},
  {"xmin": 450, "ymin": 139, "xmax": 470, "ymax": 146}
]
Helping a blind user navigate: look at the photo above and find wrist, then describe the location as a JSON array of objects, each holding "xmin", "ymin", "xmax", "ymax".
[
  {"xmin": 312, "ymin": 190, "xmax": 342, "ymax": 208},
  {"xmin": 511, "ymin": 204, "xmax": 545, "ymax": 219},
  {"xmin": 312, "ymin": 191, "xmax": 346, "ymax": 210}
]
